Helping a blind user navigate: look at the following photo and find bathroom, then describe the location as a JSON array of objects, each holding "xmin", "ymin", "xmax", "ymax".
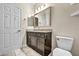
[{"xmin": 0, "ymin": 3, "xmax": 79, "ymax": 56}]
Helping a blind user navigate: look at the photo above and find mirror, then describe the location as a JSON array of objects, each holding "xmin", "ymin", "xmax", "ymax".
[
  {"xmin": 27, "ymin": 16, "xmax": 38, "ymax": 27},
  {"xmin": 27, "ymin": 16, "xmax": 34, "ymax": 26},
  {"xmin": 34, "ymin": 7, "xmax": 51, "ymax": 27}
]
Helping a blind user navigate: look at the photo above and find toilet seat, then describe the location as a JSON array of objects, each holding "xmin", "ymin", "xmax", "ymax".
[{"xmin": 53, "ymin": 48, "xmax": 72, "ymax": 56}]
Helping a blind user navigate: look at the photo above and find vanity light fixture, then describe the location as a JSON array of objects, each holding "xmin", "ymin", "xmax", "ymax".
[{"xmin": 35, "ymin": 4, "xmax": 49, "ymax": 14}]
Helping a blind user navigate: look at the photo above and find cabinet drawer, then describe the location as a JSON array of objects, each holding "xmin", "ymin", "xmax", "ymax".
[{"xmin": 36, "ymin": 33, "xmax": 45, "ymax": 38}]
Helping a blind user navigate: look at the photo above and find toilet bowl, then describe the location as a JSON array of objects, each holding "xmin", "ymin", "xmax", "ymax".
[
  {"xmin": 53, "ymin": 48, "xmax": 72, "ymax": 56},
  {"xmin": 53, "ymin": 36, "xmax": 74, "ymax": 56}
]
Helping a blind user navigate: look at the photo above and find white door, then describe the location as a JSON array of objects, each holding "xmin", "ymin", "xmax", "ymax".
[
  {"xmin": 3, "ymin": 5, "xmax": 22, "ymax": 52},
  {"xmin": 0, "ymin": 4, "xmax": 4, "ymax": 53},
  {"xmin": 4, "ymin": 6, "xmax": 11, "ymax": 49},
  {"xmin": 10, "ymin": 6, "xmax": 22, "ymax": 49}
]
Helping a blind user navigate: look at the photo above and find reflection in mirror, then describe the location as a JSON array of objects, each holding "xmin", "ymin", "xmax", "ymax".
[
  {"xmin": 27, "ymin": 16, "xmax": 38, "ymax": 27},
  {"xmin": 34, "ymin": 7, "xmax": 51, "ymax": 27},
  {"xmin": 27, "ymin": 16, "xmax": 34, "ymax": 26}
]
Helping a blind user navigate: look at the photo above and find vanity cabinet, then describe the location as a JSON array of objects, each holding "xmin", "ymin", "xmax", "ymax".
[{"xmin": 26, "ymin": 31, "xmax": 52, "ymax": 56}]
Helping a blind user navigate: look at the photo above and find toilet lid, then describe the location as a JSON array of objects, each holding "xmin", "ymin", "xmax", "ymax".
[{"xmin": 53, "ymin": 48, "xmax": 72, "ymax": 56}]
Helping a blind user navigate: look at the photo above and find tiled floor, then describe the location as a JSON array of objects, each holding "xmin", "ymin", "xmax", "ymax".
[
  {"xmin": 0, "ymin": 46, "xmax": 41, "ymax": 56},
  {"xmin": 22, "ymin": 46, "xmax": 41, "ymax": 56},
  {"xmin": 0, "ymin": 46, "xmax": 52, "ymax": 56},
  {"xmin": 15, "ymin": 49, "xmax": 26, "ymax": 56}
]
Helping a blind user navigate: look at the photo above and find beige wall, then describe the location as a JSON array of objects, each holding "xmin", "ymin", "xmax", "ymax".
[
  {"xmin": 51, "ymin": 3, "xmax": 79, "ymax": 56},
  {"xmin": 17, "ymin": 3, "xmax": 34, "ymax": 47}
]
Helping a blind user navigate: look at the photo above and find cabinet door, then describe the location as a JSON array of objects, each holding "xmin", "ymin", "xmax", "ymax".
[
  {"xmin": 27, "ymin": 35, "xmax": 31, "ymax": 45},
  {"xmin": 37, "ymin": 37, "xmax": 44, "ymax": 52},
  {"xmin": 30, "ymin": 36, "xmax": 37, "ymax": 48}
]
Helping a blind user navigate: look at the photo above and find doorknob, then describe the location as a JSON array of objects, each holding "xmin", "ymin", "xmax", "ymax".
[{"xmin": 17, "ymin": 30, "xmax": 21, "ymax": 32}]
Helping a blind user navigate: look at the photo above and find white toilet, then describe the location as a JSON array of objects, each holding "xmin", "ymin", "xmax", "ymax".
[{"xmin": 53, "ymin": 36, "xmax": 74, "ymax": 56}]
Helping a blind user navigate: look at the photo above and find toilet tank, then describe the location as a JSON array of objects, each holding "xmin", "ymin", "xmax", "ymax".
[{"xmin": 56, "ymin": 36, "xmax": 74, "ymax": 51}]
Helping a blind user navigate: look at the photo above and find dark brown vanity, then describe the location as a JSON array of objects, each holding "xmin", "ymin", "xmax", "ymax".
[
  {"xmin": 26, "ymin": 6, "xmax": 52, "ymax": 56},
  {"xmin": 26, "ymin": 31, "xmax": 52, "ymax": 56}
]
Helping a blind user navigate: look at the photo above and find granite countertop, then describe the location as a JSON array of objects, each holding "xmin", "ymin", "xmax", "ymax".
[{"xmin": 26, "ymin": 29, "xmax": 52, "ymax": 33}]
